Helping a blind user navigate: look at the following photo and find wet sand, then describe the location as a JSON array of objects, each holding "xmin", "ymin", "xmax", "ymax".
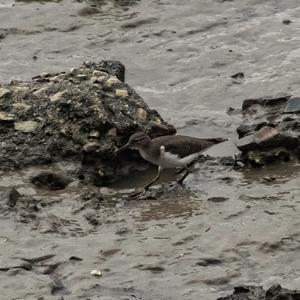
[{"xmin": 0, "ymin": 0, "xmax": 300, "ymax": 299}]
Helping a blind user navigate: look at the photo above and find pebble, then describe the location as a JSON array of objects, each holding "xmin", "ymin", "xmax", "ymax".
[
  {"xmin": 12, "ymin": 103, "xmax": 31, "ymax": 112},
  {"xmin": 106, "ymin": 76, "xmax": 120, "ymax": 87},
  {"xmin": 0, "ymin": 88, "xmax": 11, "ymax": 98},
  {"xmin": 136, "ymin": 108, "xmax": 147, "ymax": 122},
  {"xmin": 50, "ymin": 91, "xmax": 66, "ymax": 102},
  {"xmin": 115, "ymin": 89, "xmax": 128, "ymax": 98},
  {"xmin": 90, "ymin": 269, "xmax": 102, "ymax": 277},
  {"xmin": 15, "ymin": 121, "xmax": 39, "ymax": 133},
  {"xmin": 0, "ymin": 111, "xmax": 15, "ymax": 122}
]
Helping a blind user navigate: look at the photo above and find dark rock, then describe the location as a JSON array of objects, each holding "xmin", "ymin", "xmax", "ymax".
[
  {"xmin": 31, "ymin": 172, "xmax": 71, "ymax": 190},
  {"xmin": 231, "ymin": 72, "xmax": 244, "ymax": 84},
  {"xmin": 0, "ymin": 61, "xmax": 175, "ymax": 184},
  {"xmin": 242, "ymin": 96, "xmax": 290, "ymax": 111},
  {"xmin": 0, "ymin": 187, "xmax": 20, "ymax": 208},
  {"xmin": 282, "ymin": 19, "xmax": 292, "ymax": 25},
  {"xmin": 284, "ymin": 97, "xmax": 300, "ymax": 114},
  {"xmin": 231, "ymin": 72, "xmax": 244, "ymax": 79},
  {"xmin": 236, "ymin": 122, "xmax": 268, "ymax": 138},
  {"xmin": 196, "ymin": 257, "xmax": 223, "ymax": 266},
  {"xmin": 217, "ymin": 284, "xmax": 300, "ymax": 300},
  {"xmin": 236, "ymin": 126, "xmax": 299, "ymax": 152},
  {"xmin": 207, "ymin": 197, "xmax": 229, "ymax": 203},
  {"xmin": 85, "ymin": 60, "xmax": 126, "ymax": 82},
  {"xmin": 135, "ymin": 263, "xmax": 165, "ymax": 273}
]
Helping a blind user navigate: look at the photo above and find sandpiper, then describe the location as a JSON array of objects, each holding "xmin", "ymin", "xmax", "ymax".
[{"xmin": 116, "ymin": 132, "xmax": 227, "ymax": 190}]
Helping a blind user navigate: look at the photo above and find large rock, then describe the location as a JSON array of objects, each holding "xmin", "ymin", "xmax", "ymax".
[
  {"xmin": 0, "ymin": 61, "xmax": 175, "ymax": 184},
  {"xmin": 236, "ymin": 126, "xmax": 299, "ymax": 152},
  {"xmin": 217, "ymin": 284, "xmax": 300, "ymax": 300},
  {"xmin": 235, "ymin": 95, "xmax": 300, "ymax": 166}
]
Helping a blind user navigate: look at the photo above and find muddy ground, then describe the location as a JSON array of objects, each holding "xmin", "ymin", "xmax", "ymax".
[{"xmin": 0, "ymin": 0, "xmax": 300, "ymax": 299}]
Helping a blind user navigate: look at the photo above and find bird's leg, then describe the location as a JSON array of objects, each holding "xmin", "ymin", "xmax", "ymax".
[
  {"xmin": 129, "ymin": 166, "xmax": 162, "ymax": 198},
  {"xmin": 177, "ymin": 163, "xmax": 194, "ymax": 184},
  {"xmin": 144, "ymin": 166, "xmax": 162, "ymax": 190}
]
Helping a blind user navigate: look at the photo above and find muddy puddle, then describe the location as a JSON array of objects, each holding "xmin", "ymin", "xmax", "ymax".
[{"xmin": 1, "ymin": 0, "xmax": 300, "ymax": 299}]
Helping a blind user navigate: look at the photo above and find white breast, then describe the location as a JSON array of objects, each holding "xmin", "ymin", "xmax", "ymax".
[{"xmin": 159, "ymin": 146, "xmax": 200, "ymax": 169}]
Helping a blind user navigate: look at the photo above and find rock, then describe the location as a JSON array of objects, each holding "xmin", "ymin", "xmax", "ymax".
[
  {"xmin": 0, "ymin": 88, "xmax": 11, "ymax": 98},
  {"xmin": 115, "ymin": 89, "xmax": 129, "ymax": 98},
  {"xmin": 236, "ymin": 122, "xmax": 268, "ymax": 138},
  {"xmin": 231, "ymin": 72, "xmax": 244, "ymax": 84},
  {"xmin": 236, "ymin": 126, "xmax": 299, "ymax": 152},
  {"xmin": 0, "ymin": 187, "xmax": 20, "ymax": 207},
  {"xmin": 0, "ymin": 61, "xmax": 175, "ymax": 184},
  {"xmin": 12, "ymin": 103, "xmax": 31, "ymax": 112},
  {"xmin": 136, "ymin": 108, "xmax": 148, "ymax": 122},
  {"xmin": 31, "ymin": 172, "xmax": 71, "ymax": 190},
  {"xmin": 105, "ymin": 76, "xmax": 121, "ymax": 88},
  {"xmin": 282, "ymin": 19, "xmax": 292, "ymax": 25},
  {"xmin": 231, "ymin": 72, "xmax": 244, "ymax": 79},
  {"xmin": 242, "ymin": 95, "xmax": 290, "ymax": 111},
  {"xmin": 50, "ymin": 91, "xmax": 66, "ymax": 102},
  {"xmin": 135, "ymin": 263, "xmax": 165, "ymax": 273},
  {"xmin": 15, "ymin": 121, "xmax": 38, "ymax": 133},
  {"xmin": 94, "ymin": 60, "xmax": 125, "ymax": 82},
  {"xmin": 196, "ymin": 257, "xmax": 223, "ymax": 266},
  {"xmin": 207, "ymin": 197, "xmax": 229, "ymax": 203},
  {"xmin": 217, "ymin": 284, "xmax": 300, "ymax": 300},
  {"xmin": 0, "ymin": 111, "xmax": 15, "ymax": 122},
  {"xmin": 90, "ymin": 269, "xmax": 102, "ymax": 276},
  {"xmin": 284, "ymin": 97, "xmax": 300, "ymax": 114}
]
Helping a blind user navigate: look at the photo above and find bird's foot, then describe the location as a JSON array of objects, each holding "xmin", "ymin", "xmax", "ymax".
[{"xmin": 129, "ymin": 188, "xmax": 148, "ymax": 199}]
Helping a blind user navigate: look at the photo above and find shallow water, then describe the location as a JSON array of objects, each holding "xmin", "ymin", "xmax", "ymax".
[{"xmin": 0, "ymin": 0, "xmax": 300, "ymax": 299}]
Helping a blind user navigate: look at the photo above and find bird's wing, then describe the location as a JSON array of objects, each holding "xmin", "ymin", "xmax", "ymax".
[{"xmin": 154, "ymin": 135, "xmax": 226, "ymax": 158}]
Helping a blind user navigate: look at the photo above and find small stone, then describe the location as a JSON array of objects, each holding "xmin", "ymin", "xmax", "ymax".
[
  {"xmin": 105, "ymin": 76, "xmax": 120, "ymax": 88},
  {"xmin": 76, "ymin": 74, "xmax": 88, "ymax": 79},
  {"xmin": 89, "ymin": 130, "xmax": 100, "ymax": 138},
  {"xmin": 0, "ymin": 111, "xmax": 15, "ymax": 122},
  {"xmin": 282, "ymin": 19, "xmax": 292, "ymax": 25},
  {"xmin": 16, "ymin": 186, "xmax": 37, "ymax": 196},
  {"xmin": 207, "ymin": 197, "xmax": 229, "ymax": 203},
  {"xmin": 90, "ymin": 76, "xmax": 99, "ymax": 84},
  {"xmin": 83, "ymin": 142, "xmax": 101, "ymax": 153},
  {"xmin": 136, "ymin": 108, "xmax": 147, "ymax": 122},
  {"xmin": 12, "ymin": 103, "xmax": 31, "ymax": 112},
  {"xmin": 115, "ymin": 89, "xmax": 128, "ymax": 98},
  {"xmin": 50, "ymin": 91, "xmax": 66, "ymax": 102},
  {"xmin": 107, "ymin": 128, "xmax": 117, "ymax": 137},
  {"xmin": 196, "ymin": 257, "xmax": 223, "ymax": 266},
  {"xmin": 15, "ymin": 121, "xmax": 38, "ymax": 133},
  {"xmin": 90, "ymin": 269, "xmax": 102, "ymax": 277},
  {"xmin": 92, "ymin": 70, "xmax": 102, "ymax": 77},
  {"xmin": 33, "ymin": 87, "xmax": 47, "ymax": 96},
  {"xmin": 0, "ymin": 88, "xmax": 11, "ymax": 98}
]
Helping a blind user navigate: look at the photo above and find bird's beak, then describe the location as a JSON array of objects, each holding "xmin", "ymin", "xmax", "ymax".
[{"xmin": 115, "ymin": 142, "xmax": 130, "ymax": 154}]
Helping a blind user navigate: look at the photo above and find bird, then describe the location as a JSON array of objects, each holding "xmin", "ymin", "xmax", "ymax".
[{"xmin": 116, "ymin": 132, "xmax": 227, "ymax": 191}]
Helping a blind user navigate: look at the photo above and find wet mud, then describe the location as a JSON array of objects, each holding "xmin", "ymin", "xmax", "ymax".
[{"xmin": 0, "ymin": 0, "xmax": 300, "ymax": 299}]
